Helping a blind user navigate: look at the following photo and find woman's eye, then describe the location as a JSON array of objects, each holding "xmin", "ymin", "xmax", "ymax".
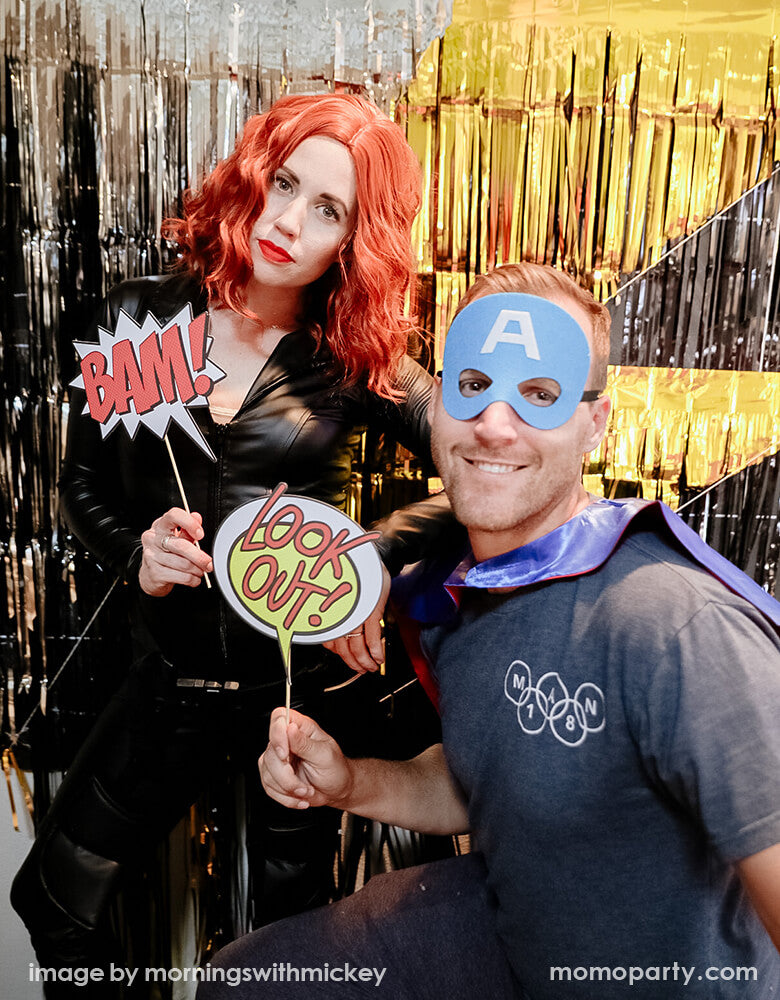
[
  {"xmin": 458, "ymin": 370, "xmax": 492, "ymax": 397},
  {"xmin": 274, "ymin": 174, "xmax": 292, "ymax": 192},
  {"xmin": 319, "ymin": 203, "xmax": 340, "ymax": 222}
]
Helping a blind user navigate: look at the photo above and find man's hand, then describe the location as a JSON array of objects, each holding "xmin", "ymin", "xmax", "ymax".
[
  {"xmin": 259, "ymin": 708, "xmax": 353, "ymax": 810},
  {"xmin": 322, "ymin": 565, "xmax": 390, "ymax": 673},
  {"xmin": 138, "ymin": 507, "xmax": 213, "ymax": 596},
  {"xmin": 260, "ymin": 709, "xmax": 469, "ymax": 835}
]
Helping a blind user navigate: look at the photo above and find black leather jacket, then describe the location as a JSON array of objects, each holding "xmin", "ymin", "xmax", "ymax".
[{"xmin": 61, "ymin": 273, "xmax": 435, "ymax": 689}]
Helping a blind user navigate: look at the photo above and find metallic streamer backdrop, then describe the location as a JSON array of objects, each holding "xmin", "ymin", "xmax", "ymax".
[
  {"xmin": 596, "ymin": 166, "xmax": 780, "ymax": 500},
  {"xmin": 1, "ymin": 0, "xmax": 778, "ymax": 774},
  {"xmin": 401, "ymin": 0, "xmax": 778, "ymax": 334},
  {"xmin": 1, "ymin": 0, "xmax": 453, "ymax": 980},
  {"xmin": 2, "ymin": 0, "xmax": 780, "ymax": 977}
]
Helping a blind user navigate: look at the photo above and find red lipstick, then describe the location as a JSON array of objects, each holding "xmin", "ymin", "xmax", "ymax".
[{"xmin": 259, "ymin": 240, "xmax": 294, "ymax": 264}]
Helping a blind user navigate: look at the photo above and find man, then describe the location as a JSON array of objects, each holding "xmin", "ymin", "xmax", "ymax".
[{"xmin": 197, "ymin": 264, "xmax": 780, "ymax": 999}]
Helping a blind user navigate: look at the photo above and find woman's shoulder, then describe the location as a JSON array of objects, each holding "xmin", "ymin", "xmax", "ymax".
[{"xmin": 104, "ymin": 272, "xmax": 206, "ymax": 323}]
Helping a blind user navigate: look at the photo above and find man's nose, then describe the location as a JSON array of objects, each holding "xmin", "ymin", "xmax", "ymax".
[
  {"xmin": 274, "ymin": 196, "xmax": 306, "ymax": 239},
  {"xmin": 473, "ymin": 401, "xmax": 522, "ymax": 446}
]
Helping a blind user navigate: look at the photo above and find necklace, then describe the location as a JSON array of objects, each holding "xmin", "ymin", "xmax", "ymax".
[{"xmin": 208, "ymin": 305, "xmax": 297, "ymax": 340}]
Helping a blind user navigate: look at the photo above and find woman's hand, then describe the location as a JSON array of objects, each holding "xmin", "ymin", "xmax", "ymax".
[
  {"xmin": 138, "ymin": 508, "xmax": 213, "ymax": 596},
  {"xmin": 322, "ymin": 565, "xmax": 390, "ymax": 673}
]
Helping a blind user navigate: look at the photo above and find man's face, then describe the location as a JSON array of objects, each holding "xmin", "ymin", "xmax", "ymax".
[{"xmin": 430, "ymin": 291, "xmax": 611, "ymax": 562}]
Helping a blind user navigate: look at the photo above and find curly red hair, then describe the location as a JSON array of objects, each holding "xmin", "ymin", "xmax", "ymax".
[{"xmin": 162, "ymin": 94, "xmax": 422, "ymax": 400}]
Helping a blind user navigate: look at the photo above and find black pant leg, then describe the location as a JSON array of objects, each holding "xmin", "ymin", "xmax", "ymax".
[
  {"xmin": 244, "ymin": 780, "xmax": 341, "ymax": 927},
  {"xmin": 11, "ymin": 653, "xmax": 221, "ymax": 995},
  {"xmin": 235, "ymin": 657, "xmax": 407, "ymax": 930}
]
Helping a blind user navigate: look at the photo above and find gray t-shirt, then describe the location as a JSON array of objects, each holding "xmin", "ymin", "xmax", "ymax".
[{"xmin": 422, "ymin": 526, "xmax": 780, "ymax": 999}]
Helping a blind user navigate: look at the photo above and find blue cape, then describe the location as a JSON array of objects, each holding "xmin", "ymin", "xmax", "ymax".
[{"xmin": 392, "ymin": 498, "xmax": 780, "ymax": 631}]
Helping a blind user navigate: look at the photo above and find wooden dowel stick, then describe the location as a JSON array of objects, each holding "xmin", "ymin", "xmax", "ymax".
[{"xmin": 164, "ymin": 434, "xmax": 212, "ymax": 589}]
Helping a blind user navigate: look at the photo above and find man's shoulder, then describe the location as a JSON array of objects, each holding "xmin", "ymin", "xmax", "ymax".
[
  {"xmin": 592, "ymin": 524, "xmax": 770, "ymax": 637},
  {"xmin": 609, "ymin": 524, "xmax": 736, "ymax": 590}
]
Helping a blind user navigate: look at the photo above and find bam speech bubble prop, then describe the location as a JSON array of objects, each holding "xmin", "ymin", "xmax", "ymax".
[
  {"xmin": 71, "ymin": 304, "xmax": 226, "ymax": 587},
  {"xmin": 71, "ymin": 304, "xmax": 226, "ymax": 460},
  {"xmin": 213, "ymin": 483, "xmax": 385, "ymax": 718}
]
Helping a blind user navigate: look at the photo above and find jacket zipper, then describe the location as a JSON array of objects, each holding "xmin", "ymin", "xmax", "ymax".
[
  {"xmin": 210, "ymin": 359, "xmax": 329, "ymax": 671},
  {"xmin": 238, "ymin": 361, "xmax": 328, "ymax": 416},
  {"xmin": 211, "ymin": 421, "xmax": 230, "ymax": 669}
]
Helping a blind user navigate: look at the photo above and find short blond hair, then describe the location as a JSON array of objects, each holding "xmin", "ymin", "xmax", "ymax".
[{"xmin": 456, "ymin": 263, "xmax": 610, "ymax": 392}]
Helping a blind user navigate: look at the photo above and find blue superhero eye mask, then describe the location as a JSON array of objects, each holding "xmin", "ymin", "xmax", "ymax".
[{"xmin": 441, "ymin": 293, "xmax": 594, "ymax": 430}]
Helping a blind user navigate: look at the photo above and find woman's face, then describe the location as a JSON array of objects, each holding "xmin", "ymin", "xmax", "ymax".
[{"xmin": 248, "ymin": 135, "xmax": 358, "ymax": 293}]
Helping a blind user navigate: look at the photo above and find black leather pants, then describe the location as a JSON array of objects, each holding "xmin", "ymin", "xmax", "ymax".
[{"xmin": 11, "ymin": 652, "xmax": 345, "ymax": 998}]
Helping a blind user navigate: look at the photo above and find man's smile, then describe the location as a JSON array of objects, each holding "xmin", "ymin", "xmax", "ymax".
[{"xmin": 463, "ymin": 457, "xmax": 526, "ymax": 475}]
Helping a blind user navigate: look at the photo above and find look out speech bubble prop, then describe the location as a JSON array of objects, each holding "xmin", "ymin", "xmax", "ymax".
[
  {"xmin": 213, "ymin": 483, "xmax": 384, "ymax": 717},
  {"xmin": 70, "ymin": 304, "xmax": 226, "ymax": 461}
]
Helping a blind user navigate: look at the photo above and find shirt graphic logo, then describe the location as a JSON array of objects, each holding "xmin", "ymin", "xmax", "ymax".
[{"xmin": 504, "ymin": 660, "xmax": 605, "ymax": 748}]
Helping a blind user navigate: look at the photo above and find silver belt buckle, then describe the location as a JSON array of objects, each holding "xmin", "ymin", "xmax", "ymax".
[{"xmin": 176, "ymin": 678, "xmax": 240, "ymax": 691}]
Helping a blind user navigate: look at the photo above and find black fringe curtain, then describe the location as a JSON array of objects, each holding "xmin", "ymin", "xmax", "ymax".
[
  {"xmin": 1, "ymin": 0, "xmax": 449, "ymax": 764},
  {"xmin": 610, "ymin": 167, "xmax": 780, "ymax": 374},
  {"xmin": 679, "ymin": 455, "xmax": 780, "ymax": 600},
  {"xmin": 2, "ymin": 0, "xmax": 449, "ymax": 984},
  {"xmin": 607, "ymin": 164, "xmax": 780, "ymax": 596}
]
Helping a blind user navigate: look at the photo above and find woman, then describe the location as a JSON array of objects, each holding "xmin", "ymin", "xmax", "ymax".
[{"xmin": 12, "ymin": 94, "xmax": 436, "ymax": 994}]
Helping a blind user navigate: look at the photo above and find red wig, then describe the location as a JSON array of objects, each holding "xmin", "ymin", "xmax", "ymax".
[{"xmin": 162, "ymin": 94, "xmax": 422, "ymax": 400}]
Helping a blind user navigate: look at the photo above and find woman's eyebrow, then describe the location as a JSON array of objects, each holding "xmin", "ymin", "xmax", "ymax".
[
  {"xmin": 318, "ymin": 191, "xmax": 349, "ymax": 215},
  {"xmin": 277, "ymin": 166, "xmax": 298, "ymax": 184}
]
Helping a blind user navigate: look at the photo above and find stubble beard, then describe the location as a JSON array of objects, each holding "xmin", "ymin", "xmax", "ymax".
[
  {"xmin": 432, "ymin": 433, "xmax": 585, "ymax": 542},
  {"xmin": 446, "ymin": 469, "xmax": 549, "ymax": 535},
  {"xmin": 430, "ymin": 433, "xmax": 534, "ymax": 535}
]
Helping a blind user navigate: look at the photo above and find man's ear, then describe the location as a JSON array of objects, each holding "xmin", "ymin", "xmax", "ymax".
[{"xmin": 583, "ymin": 394, "xmax": 611, "ymax": 453}]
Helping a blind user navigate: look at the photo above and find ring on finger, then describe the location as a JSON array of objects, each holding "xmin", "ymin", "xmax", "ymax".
[
  {"xmin": 161, "ymin": 533, "xmax": 174, "ymax": 553},
  {"xmin": 345, "ymin": 631, "xmax": 363, "ymax": 639}
]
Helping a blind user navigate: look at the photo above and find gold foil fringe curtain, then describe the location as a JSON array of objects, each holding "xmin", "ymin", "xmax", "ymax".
[{"xmin": 400, "ymin": 11, "xmax": 779, "ymax": 349}]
